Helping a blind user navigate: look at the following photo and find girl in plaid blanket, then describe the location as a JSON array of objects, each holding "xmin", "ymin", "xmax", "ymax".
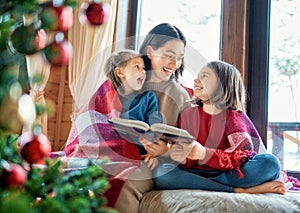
[{"xmin": 64, "ymin": 49, "xmax": 162, "ymax": 209}]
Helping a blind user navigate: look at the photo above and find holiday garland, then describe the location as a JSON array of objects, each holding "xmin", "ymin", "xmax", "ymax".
[
  {"xmin": 0, "ymin": 0, "xmax": 114, "ymax": 212},
  {"xmin": 0, "ymin": 130, "xmax": 115, "ymax": 212}
]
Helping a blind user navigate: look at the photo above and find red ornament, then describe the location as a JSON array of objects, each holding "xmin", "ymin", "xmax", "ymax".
[
  {"xmin": 20, "ymin": 133, "xmax": 52, "ymax": 164},
  {"xmin": 43, "ymin": 39, "xmax": 73, "ymax": 66},
  {"xmin": 10, "ymin": 25, "xmax": 47, "ymax": 54},
  {"xmin": 79, "ymin": 2, "xmax": 109, "ymax": 26},
  {"xmin": 40, "ymin": 5, "xmax": 74, "ymax": 31},
  {"xmin": 0, "ymin": 163, "xmax": 27, "ymax": 189}
]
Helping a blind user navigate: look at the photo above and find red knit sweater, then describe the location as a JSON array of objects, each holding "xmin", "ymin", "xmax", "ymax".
[{"xmin": 178, "ymin": 106, "xmax": 260, "ymax": 177}]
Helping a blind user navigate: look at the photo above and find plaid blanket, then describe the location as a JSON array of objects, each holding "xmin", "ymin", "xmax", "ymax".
[{"xmin": 64, "ymin": 79, "xmax": 141, "ymax": 207}]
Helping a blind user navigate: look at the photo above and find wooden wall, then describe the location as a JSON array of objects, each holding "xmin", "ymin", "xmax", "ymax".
[
  {"xmin": 45, "ymin": 66, "xmax": 72, "ymax": 151},
  {"xmin": 221, "ymin": 0, "xmax": 249, "ymax": 87}
]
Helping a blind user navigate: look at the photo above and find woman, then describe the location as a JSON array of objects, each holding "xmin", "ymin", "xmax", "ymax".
[
  {"xmin": 138, "ymin": 23, "xmax": 192, "ymax": 164},
  {"xmin": 140, "ymin": 23, "xmax": 191, "ymax": 127},
  {"xmin": 114, "ymin": 23, "xmax": 192, "ymax": 213}
]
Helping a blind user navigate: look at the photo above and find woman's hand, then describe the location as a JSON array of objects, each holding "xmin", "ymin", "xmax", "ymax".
[{"xmin": 139, "ymin": 137, "xmax": 169, "ymax": 157}]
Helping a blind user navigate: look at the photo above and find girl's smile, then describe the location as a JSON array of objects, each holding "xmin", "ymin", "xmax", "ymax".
[
  {"xmin": 194, "ymin": 66, "xmax": 218, "ymax": 104},
  {"xmin": 136, "ymin": 72, "xmax": 146, "ymax": 85},
  {"xmin": 116, "ymin": 56, "xmax": 146, "ymax": 94}
]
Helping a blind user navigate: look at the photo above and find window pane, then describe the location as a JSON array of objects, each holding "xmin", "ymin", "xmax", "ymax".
[
  {"xmin": 268, "ymin": 0, "xmax": 300, "ymax": 172},
  {"xmin": 136, "ymin": 0, "xmax": 221, "ymax": 87}
]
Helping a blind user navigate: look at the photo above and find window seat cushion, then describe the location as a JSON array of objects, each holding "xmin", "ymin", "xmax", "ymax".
[{"xmin": 139, "ymin": 189, "xmax": 300, "ymax": 213}]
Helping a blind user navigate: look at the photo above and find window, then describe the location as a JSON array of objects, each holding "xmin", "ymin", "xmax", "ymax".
[
  {"xmin": 268, "ymin": 0, "xmax": 300, "ymax": 173},
  {"xmin": 136, "ymin": 0, "xmax": 221, "ymax": 87},
  {"xmin": 125, "ymin": 0, "xmax": 300, "ymax": 177}
]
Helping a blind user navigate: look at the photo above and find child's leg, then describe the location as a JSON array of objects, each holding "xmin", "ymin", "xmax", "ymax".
[
  {"xmin": 153, "ymin": 163, "xmax": 234, "ymax": 192},
  {"xmin": 213, "ymin": 153, "xmax": 281, "ymax": 188}
]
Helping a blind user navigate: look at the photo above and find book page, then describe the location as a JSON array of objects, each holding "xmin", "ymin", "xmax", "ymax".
[
  {"xmin": 150, "ymin": 123, "xmax": 194, "ymax": 139},
  {"xmin": 109, "ymin": 118, "xmax": 150, "ymax": 132}
]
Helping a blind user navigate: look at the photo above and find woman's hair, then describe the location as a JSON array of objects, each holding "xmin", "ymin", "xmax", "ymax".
[
  {"xmin": 139, "ymin": 23, "xmax": 187, "ymax": 81},
  {"xmin": 104, "ymin": 49, "xmax": 141, "ymax": 90},
  {"xmin": 197, "ymin": 61, "xmax": 247, "ymax": 112}
]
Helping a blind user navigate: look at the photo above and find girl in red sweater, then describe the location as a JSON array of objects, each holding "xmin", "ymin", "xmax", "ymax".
[{"xmin": 151, "ymin": 60, "xmax": 285, "ymax": 194}]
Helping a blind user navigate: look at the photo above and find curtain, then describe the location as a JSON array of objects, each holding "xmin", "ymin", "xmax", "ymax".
[
  {"xmin": 25, "ymin": 52, "xmax": 51, "ymax": 134},
  {"xmin": 68, "ymin": 0, "xmax": 118, "ymax": 121},
  {"xmin": 24, "ymin": 9, "xmax": 51, "ymax": 134}
]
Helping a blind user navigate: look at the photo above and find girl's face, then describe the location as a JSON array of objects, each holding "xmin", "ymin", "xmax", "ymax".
[
  {"xmin": 116, "ymin": 56, "xmax": 146, "ymax": 94},
  {"xmin": 194, "ymin": 66, "xmax": 218, "ymax": 102},
  {"xmin": 146, "ymin": 39, "xmax": 185, "ymax": 82}
]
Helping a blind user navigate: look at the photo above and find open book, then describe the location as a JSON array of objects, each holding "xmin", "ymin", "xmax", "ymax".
[{"xmin": 109, "ymin": 117, "xmax": 194, "ymax": 143}]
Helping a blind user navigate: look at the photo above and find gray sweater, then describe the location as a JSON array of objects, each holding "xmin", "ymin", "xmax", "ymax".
[{"xmin": 143, "ymin": 78, "xmax": 191, "ymax": 127}]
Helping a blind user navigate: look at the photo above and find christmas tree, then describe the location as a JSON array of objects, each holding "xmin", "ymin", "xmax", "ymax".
[{"xmin": 0, "ymin": 0, "xmax": 115, "ymax": 212}]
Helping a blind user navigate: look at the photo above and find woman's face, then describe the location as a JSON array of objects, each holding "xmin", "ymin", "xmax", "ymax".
[
  {"xmin": 146, "ymin": 39, "xmax": 185, "ymax": 82},
  {"xmin": 194, "ymin": 66, "xmax": 218, "ymax": 102}
]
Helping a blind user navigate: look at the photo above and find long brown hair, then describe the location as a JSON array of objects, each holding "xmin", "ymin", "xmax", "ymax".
[
  {"xmin": 197, "ymin": 61, "xmax": 247, "ymax": 112},
  {"xmin": 139, "ymin": 23, "xmax": 186, "ymax": 81}
]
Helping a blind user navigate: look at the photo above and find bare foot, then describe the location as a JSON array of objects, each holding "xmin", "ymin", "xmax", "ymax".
[{"xmin": 234, "ymin": 181, "xmax": 285, "ymax": 194}]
